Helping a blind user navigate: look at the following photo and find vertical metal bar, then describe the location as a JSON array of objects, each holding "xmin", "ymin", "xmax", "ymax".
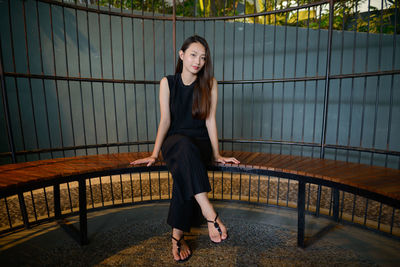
[
  {"xmin": 277, "ymin": 177, "xmax": 280, "ymax": 205},
  {"xmin": 266, "ymin": 175, "xmax": 270, "ymax": 205},
  {"xmin": 162, "ymin": 0, "xmax": 166, "ymax": 76},
  {"xmin": 120, "ymin": 175, "xmax": 124, "ymax": 203},
  {"xmin": 130, "ymin": 6, "xmax": 140, "ymax": 153},
  {"xmin": 141, "ymin": 17, "xmax": 150, "ymax": 153},
  {"xmin": 168, "ymin": 172, "xmax": 171, "ymax": 199},
  {"xmin": 385, "ymin": 0, "xmax": 398, "ymax": 167},
  {"xmin": 30, "ymin": 191, "xmax": 37, "ymax": 221},
  {"xmin": 286, "ymin": 179, "xmax": 290, "ymax": 207},
  {"xmin": 173, "ymin": 0, "xmax": 176, "ymax": 67},
  {"xmin": 213, "ymin": 170, "xmax": 215, "ymax": 199},
  {"xmin": 289, "ymin": 5, "xmax": 299, "ymax": 156},
  {"xmin": 240, "ymin": 0, "xmax": 246, "ymax": 148},
  {"xmin": 279, "ymin": 11, "xmax": 288, "ymax": 155},
  {"xmin": 375, "ymin": 1, "xmax": 385, "ymax": 167},
  {"xmin": 333, "ymin": 188, "xmax": 339, "ymax": 222},
  {"xmin": 78, "ymin": 178, "xmax": 88, "ymax": 245},
  {"xmin": 221, "ymin": 3, "xmax": 226, "ymax": 152},
  {"xmin": 250, "ymin": 2, "xmax": 256, "ymax": 153},
  {"xmin": 312, "ymin": 4, "xmax": 322, "ymax": 158},
  {"xmin": 390, "ymin": 208, "xmax": 395, "ymax": 234},
  {"xmin": 345, "ymin": 3, "xmax": 359, "ymax": 162},
  {"xmin": 257, "ymin": 174, "xmax": 260, "ymax": 203},
  {"xmin": 298, "ymin": 180, "xmax": 305, "ymax": 248},
  {"xmin": 0, "ymin": 40, "xmax": 16, "ymax": 163},
  {"xmin": 88, "ymin": 178, "xmax": 94, "ymax": 208},
  {"xmin": 110, "ymin": 176, "xmax": 115, "ymax": 205},
  {"xmin": 301, "ymin": 4, "xmax": 311, "ymax": 157},
  {"xmin": 69, "ymin": 1, "xmax": 83, "ymax": 156},
  {"xmin": 329, "ymin": 189, "xmax": 333, "ymax": 216},
  {"xmin": 98, "ymin": 1, "xmax": 109, "ymax": 154},
  {"xmin": 320, "ymin": 0, "xmax": 334, "ymax": 159},
  {"xmin": 229, "ymin": 1, "xmax": 237, "ymax": 152},
  {"xmin": 340, "ymin": 190, "xmax": 345, "ymax": 219},
  {"xmin": 7, "ymin": 0, "xmax": 27, "ymax": 162},
  {"xmin": 18, "ymin": 192, "xmax": 29, "ymax": 228},
  {"xmin": 359, "ymin": 0, "xmax": 371, "ymax": 164},
  {"xmin": 99, "ymin": 177, "xmax": 105, "ymax": 206},
  {"xmin": 315, "ymin": 186, "xmax": 324, "ymax": 216},
  {"xmin": 4, "ymin": 197, "xmax": 13, "ymax": 228},
  {"xmin": 109, "ymin": 3, "xmax": 120, "ymax": 153},
  {"xmin": 54, "ymin": 184, "xmax": 61, "ymax": 219},
  {"xmin": 377, "ymin": 203, "xmax": 383, "ymax": 230},
  {"xmin": 259, "ymin": 0, "xmax": 267, "ymax": 154},
  {"xmin": 363, "ymin": 199, "xmax": 369, "ymax": 225},
  {"xmin": 351, "ymin": 194, "xmax": 356, "ymax": 222},
  {"xmin": 22, "ymin": 0, "xmax": 40, "ymax": 160},
  {"xmin": 248, "ymin": 174, "xmax": 251, "ymax": 203},
  {"xmin": 49, "ymin": 1, "xmax": 65, "ymax": 158},
  {"xmin": 43, "ymin": 187, "xmax": 50, "ymax": 217},
  {"xmin": 36, "ymin": 0, "xmax": 53, "ymax": 159},
  {"xmin": 334, "ymin": 5, "xmax": 346, "ymax": 161},
  {"xmin": 139, "ymin": 172, "xmax": 143, "ymax": 201},
  {"xmin": 269, "ymin": 0, "xmax": 277, "ymax": 154},
  {"xmin": 130, "ymin": 172, "xmax": 134, "ymax": 203},
  {"xmin": 67, "ymin": 182, "xmax": 73, "ymax": 212},
  {"xmin": 75, "ymin": 5, "xmax": 89, "ymax": 156},
  {"xmin": 306, "ymin": 183, "xmax": 311, "ymax": 211},
  {"xmin": 120, "ymin": 0, "xmax": 128, "ymax": 160},
  {"xmin": 85, "ymin": 1, "xmax": 98, "ymax": 155},
  {"xmin": 314, "ymin": 3, "xmax": 325, "ymax": 214}
]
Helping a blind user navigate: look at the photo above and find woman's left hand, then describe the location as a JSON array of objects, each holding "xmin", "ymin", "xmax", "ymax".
[{"xmin": 214, "ymin": 155, "xmax": 240, "ymax": 165}]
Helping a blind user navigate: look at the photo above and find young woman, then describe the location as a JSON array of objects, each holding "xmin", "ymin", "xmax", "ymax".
[{"xmin": 131, "ymin": 35, "xmax": 239, "ymax": 262}]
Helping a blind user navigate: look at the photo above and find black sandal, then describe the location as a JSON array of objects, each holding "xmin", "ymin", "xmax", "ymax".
[
  {"xmin": 206, "ymin": 212, "xmax": 228, "ymax": 243},
  {"xmin": 171, "ymin": 235, "xmax": 192, "ymax": 263}
]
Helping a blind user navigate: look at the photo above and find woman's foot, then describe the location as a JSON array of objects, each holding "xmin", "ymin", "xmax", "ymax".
[
  {"xmin": 206, "ymin": 212, "xmax": 228, "ymax": 243},
  {"xmin": 171, "ymin": 229, "xmax": 191, "ymax": 262}
]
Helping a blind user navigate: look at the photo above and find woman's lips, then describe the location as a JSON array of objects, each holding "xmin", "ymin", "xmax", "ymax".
[{"xmin": 192, "ymin": 66, "xmax": 199, "ymax": 70}]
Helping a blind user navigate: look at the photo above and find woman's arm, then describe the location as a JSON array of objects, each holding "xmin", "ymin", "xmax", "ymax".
[
  {"xmin": 206, "ymin": 78, "xmax": 240, "ymax": 164},
  {"xmin": 131, "ymin": 77, "xmax": 170, "ymax": 166}
]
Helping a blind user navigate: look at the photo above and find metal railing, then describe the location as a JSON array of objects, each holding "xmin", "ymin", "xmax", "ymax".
[{"xmin": 0, "ymin": 0, "xmax": 399, "ymax": 242}]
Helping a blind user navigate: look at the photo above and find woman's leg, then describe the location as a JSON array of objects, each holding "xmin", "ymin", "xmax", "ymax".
[{"xmin": 194, "ymin": 192, "xmax": 228, "ymax": 243}]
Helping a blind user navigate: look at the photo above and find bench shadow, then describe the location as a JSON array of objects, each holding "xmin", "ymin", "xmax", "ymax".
[{"xmin": 304, "ymin": 222, "xmax": 338, "ymax": 248}]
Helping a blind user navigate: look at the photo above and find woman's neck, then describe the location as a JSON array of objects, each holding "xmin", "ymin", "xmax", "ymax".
[{"xmin": 180, "ymin": 71, "xmax": 197, "ymax": 86}]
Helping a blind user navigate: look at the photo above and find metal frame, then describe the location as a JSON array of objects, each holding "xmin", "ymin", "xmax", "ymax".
[
  {"xmin": 0, "ymin": 0, "xmax": 399, "ymax": 248},
  {"xmin": 1, "ymin": 163, "xmax": 399, "ymax": 247}
]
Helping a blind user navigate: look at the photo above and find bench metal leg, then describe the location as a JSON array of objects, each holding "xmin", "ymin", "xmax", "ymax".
[
  {"xmin": 18, "ymin": 192, "xmax": 29, "ymax": 229},
  {"xmin": 332, "ymin": 188, "xmax": 340, "ymax": 222},
  {"xmin": 79, "ymin": 179, "xmax": 88, "ymax": 245},
  {"xmin": 298, "ymin": 181, "xmax": 305, "ymax": 247},
  {"xmin": 54, "ymin": 184, "xmax": 61, "ymax": 219}
]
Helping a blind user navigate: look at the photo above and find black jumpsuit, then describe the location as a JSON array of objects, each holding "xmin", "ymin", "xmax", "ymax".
[{"xmin": 161, "ymin": 73, "xmax": 213, "ymax": 232}]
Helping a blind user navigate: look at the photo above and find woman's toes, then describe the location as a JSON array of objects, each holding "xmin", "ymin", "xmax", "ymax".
[{"xmin": 172, "ymin": 249, "xmax": 180, "ymax": 261}]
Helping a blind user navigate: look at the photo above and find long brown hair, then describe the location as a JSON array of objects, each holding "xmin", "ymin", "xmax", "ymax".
[{"xmin": 175, "ymin": 35, "xmax": 213, "ymax": 120}]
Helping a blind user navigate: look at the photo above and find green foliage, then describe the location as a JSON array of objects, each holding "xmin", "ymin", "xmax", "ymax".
[{"xmin": 81, "ymin": 0, "xmax": 398, "ymax": 34}]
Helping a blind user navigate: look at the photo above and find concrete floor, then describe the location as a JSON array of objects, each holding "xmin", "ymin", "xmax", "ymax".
[{"xmin": 1, "ymin": 201, "xmax": 399, "ymax": 266}]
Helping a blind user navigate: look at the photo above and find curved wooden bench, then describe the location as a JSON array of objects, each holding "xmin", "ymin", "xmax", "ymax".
[{"xmin": 1, "ymin": 151, "xmax": 399, "ymax": 247}]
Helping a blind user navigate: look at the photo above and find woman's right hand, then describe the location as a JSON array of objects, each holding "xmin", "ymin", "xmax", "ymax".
[{"xmin": 130, "ymin": 156, "xmax": 157, "ymax": 167}]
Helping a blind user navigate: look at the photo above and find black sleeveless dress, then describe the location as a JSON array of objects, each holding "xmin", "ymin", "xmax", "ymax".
[{"xmin": 161, "ymin": 73, "xmax": 212, "ymax": 232}]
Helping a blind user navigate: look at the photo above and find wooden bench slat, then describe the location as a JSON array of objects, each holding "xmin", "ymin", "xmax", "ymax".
[{"xmin": 1, "ymin": 151, "xmax": 399, "ymax": 201}]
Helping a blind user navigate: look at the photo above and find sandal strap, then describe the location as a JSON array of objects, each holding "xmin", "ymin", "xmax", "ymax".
[
  {"xmin": 171, "ymin": 235, "xmax": 183, "ymax": 249},
  {"xmin": 206, "ymin": 213, "xmax": 222, "ymax": 235},
  {"xmin": 206, "ymin": 212, "xmax": 219, "ymax": 224}
]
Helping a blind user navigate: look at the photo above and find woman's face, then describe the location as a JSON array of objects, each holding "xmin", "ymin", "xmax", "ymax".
[{"xmin": 179, "ymin": 42, "xmax": 206, "ymax": 75}]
